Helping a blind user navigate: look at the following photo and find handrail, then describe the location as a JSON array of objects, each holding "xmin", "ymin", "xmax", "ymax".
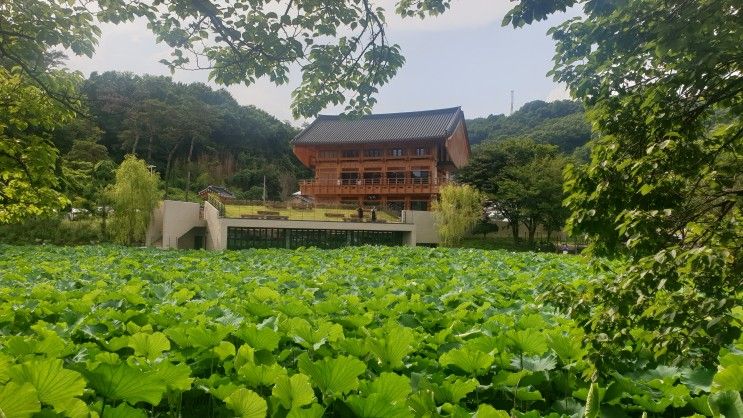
[{"xmin": 300, "ymin": 177, "xmax": 449, "ymax": 187}]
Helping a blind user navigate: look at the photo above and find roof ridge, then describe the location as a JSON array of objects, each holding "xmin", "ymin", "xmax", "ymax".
[
  {"xmin": 291, "ymin": 106, "xmax": 465, "ymax": 145},
  {"xmin": 316, "ymin": 106, "xmax": 461, "ymax": 120}
]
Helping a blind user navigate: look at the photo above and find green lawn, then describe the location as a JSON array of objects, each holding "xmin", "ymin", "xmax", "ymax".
[{"xmin": 224, "ymin": 203, "xmax": 398, "ymax": 222}]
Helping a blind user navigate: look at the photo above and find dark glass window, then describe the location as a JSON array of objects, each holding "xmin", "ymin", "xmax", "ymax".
[
  {"xmin": 410, "ymin": 201, "xmax": 429, "ymax": 211},
  {"xmin": 386, "ymin": 171, "xmax": 406, "ymax": 184},
  {"xmin": 340, "ymin": 171, "xmax": 359, "ymax": 185},
  {"xmin": 341, "ymin": 149, "xmax": 359, "ymax": 158},
  {"xmin": 410, "ymin": 170, "xmax": 430, "ymax": 183},
  {"xmin": 365, "ymin": 149, "xmax": 383, "ymax": 157}
]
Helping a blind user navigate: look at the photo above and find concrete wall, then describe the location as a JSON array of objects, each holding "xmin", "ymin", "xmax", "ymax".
[
  {"xmin": 402, "ymin": 210, "xmax": 439, "ymax": 244},
  {"xmin": 161, "ymin": 200, "xmax": 205, "ymax": 249},
  {"xmin": 145, "ymin": 203, "xmax": 164, "ymax": 247},
  {"xmin": 151, "ymin": 201, "xmax": 435, "ymax": 250},
  {"xmin": 203, "ymin": 201, "xmax": 223, "ymax": 250}
]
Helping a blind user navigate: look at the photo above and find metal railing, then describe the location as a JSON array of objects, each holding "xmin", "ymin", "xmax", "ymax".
[
  {"xmin": 218, "ymin": 199, "xmax": 408, "ymax": 223},
  {"xmin": 298, "ymin": 177, "xmax": 449, "ymax": 197},
  {"xmin": 300, "ymin": 177, "xmax": 448, "ymax": 186}
]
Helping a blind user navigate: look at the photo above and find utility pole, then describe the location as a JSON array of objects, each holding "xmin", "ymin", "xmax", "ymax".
[{"xmin": 510, "ymin": 90, "xmax": 514, "ymax": 115}]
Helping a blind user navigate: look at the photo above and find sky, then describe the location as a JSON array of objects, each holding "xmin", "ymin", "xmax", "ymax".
[{"xmin": 66, "ymin": 0, "xmax": 575, "ymax": 125}]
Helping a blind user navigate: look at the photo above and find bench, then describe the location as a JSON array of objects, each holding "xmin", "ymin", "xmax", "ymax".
[
  {"xmin": 324, "ymin": 213, "xmax": 346, "ymax": 219},
  {"xmin": 257, "ymin": 210, "xmax": 280, "ymax": 216},
  {"xmin": 241, "ymin": 214, "xmax": 289, "ymax": 220}
]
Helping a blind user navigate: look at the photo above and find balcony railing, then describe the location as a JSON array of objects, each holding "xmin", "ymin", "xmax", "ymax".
[
  {"xmin": 299, "ymin": 177, "xmax": 449, "ymax": 196},
  {"xmin": 312, "ymin": 153, "xmax": 431, "ymax": 164}
]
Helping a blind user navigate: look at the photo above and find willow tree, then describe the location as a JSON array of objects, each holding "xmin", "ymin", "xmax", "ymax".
[
  {"xmin": 433, "ymin": 184, "xmax": 484, "ymax": 247},
  {"xmin": 108, "ymin": 156, "xmax": 161, "ymax": 245}
]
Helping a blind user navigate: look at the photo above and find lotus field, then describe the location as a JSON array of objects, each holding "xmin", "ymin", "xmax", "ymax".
[{"xmin": 0, "ymin": 245, "xmax": 741, "ymax": 418}]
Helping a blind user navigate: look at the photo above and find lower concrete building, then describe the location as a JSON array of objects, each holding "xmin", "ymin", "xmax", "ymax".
[{"xmin": 147, "ymin": 200, "xmax": 440, "ymax": 250}]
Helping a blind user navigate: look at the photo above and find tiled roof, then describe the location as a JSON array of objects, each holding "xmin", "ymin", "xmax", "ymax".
[
  {"xmin": 291, "ymin": 107, "xmax": 463, "ymax": 145},
  {"xmin": 199, "ymin": 185, "xmax": 235, "ymax": 198}
]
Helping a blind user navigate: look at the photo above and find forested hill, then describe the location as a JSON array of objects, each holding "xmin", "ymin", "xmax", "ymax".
[
  {"xmin": 466, "ymin": 100, "xmax": 592, "ymax": 153},
  {"xmin": 54, "ymin": 71, "xmax": 307, "ymax": 201}
]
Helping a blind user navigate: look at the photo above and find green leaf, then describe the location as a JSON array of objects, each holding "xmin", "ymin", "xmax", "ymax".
[
  {"xmin": 238, "ymin": 363, "xmax": 287, "ymax": 388},
  {"xmin": 367, "ymin": 326, "xmax": 415, "ymax": 369},
  {"xmin": 153, "ymin": 361, "xmax": 193, "ymax": 391},
  {"xmin": 345, "ymin": 393, "xmax": 412, "ymax": 418},
  {"xmin": 286, "ymin": 403, "xmax": 325, "ymax": 418},
  {"xmin": 0, "ymin": 355, "xmax": 11, "ymax": 383},
  {"xmin": 365, "ymin": 372, "xmax": 411, "ymax": 403},
  {"xmin": 224, "ymin": 388, "xmax": 267, "ymax": 418},
  {"xmin": 682, "ymin": 368, "xmax": 715, "ymax": 394},
  {"xmin": 9, "ymin": 359, "xmax": 85, "ymax": 410},
  {"xmin": 442, "ymin": 378, "xmax": 478, "ymax": 403},
  {"xmin": 515, "ymin": 388, "xmax": 544, "ymax": 401},
  {"xmin": 439, "ymin": 348, "xmax": 493, "ymax": 375},
  {"xmin": 0, "ymin": 382, "xmax": 41, "ymax": 418},
  {"xmin": 54, "ymin": 397, "xmax": 90, "ymax": 418},
  {"xmin": 547, "ymin": 332, "xmax": 584, "ymax": 362},
  {"xmin": 709, "ymin": 391, "xmax": 743, "ymax": 418},
  {"xmin": 584, "ymin": 383, "xmax": 600, "ymax": 418},
  {"xmin": 213, "ymin": 341, "xmax": 236, "ymax": 360},
  {"xmin": 87, "ymin": 363, "xmax": 166, "ymax": 405},
  {"xmin": 713, "ymin": 365, "xmax": 743, "ymax": 393},
  {"xmin": 272, "ymin": 374, "xmax": 316, "ymax": 410},
  {"xmin": 102, "ymin": 403, "xmax": 148, "ymax": 418},
  {"xmin": 506, "ymin": 330, "xmax": 548, "ymax": 355},
  {"xmin": 297, "ymin": 354, "xmax": 366, "ymax": 396},
  {"xmin": 128, "ymin": 332, "xmax": 170, "ymax": 360},
  {"xmin": 237, "ymin": 326, "xmax": 280, "ymax": 352},
  {"xmin": 475, "ymin": 404, "xmax": 510, "ymax": 418}
]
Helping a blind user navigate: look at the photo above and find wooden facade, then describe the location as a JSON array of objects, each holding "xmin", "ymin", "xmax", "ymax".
[{"xmin": 292, "ymin": 108, "xmax": 471, "ymax": 211}]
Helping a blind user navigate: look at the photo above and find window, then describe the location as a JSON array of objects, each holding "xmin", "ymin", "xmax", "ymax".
[
  {"xmin": 363, "ymin": 171, "xmax": 382, "ymax": 184},
  {"xmin": 318, "ymin": 150, "xmax": 337, "ymax": 159},
  {"xmin": 410, "ymin": 170, "xmax": 430, "ymax": 184},
  {"xmin": 415, "ymin": 147, "xmax": 428, "ymax": 156},
  {"xmin": 340, "ymin": 171, "xmax": 359, "ymax": 185},
  {"xmin": 365, "ymin": 149, "xmax": 383, "ymax": 158},
  {"xmin": 410, "ymin": 201, "xmax": 429, "ymax": 211},
  {"xmin": 389, "ymin": 148, "xmax": 405, "ymax": 157},
  {"xmin": 386, "ymin": 171, "xmax": 406, "ymax": 184},
  {"xmin": 341, "ymin": 149, "xmax": 359, "ymax": 158}
]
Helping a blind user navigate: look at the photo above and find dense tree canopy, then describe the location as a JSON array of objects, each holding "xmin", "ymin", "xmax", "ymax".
[
  {"xmin": 0, "ymin": 69, "xmax": 77, "ymax": 223},
  {"xmin": 77, "ymin": 71, "xmax": 307, "ymax": 201},
  {"xmin": 466, "ymin": 100, "xmax": 591, "ymax": 153},
  {"xmin": 506, "ymin": 0, "xmax": 742, "ymax": 367},
  {"xmin": 458, "ymin": 139, "xmax": 569, "ymax": 245}
]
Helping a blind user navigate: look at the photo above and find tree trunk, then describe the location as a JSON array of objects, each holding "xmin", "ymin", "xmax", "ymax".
[
  {"xmin": 147, "ymin": 130, "xmax": 153, "ymax": 162},
  {"xmin": 185, "ymin": 136, "xmax": 195, "ymax": 201},
  {"xmin": 131, "ymin": 131, "xmax": 140, "ymax": 156},
  {"xmin": 528, "ymin": 226, "xmax": 536, "ymax": 245},
  {"xmin": 510, "ymin": 221, "xmax": 519, "ymax": 243},
  {"xmin": 163, "ymin": 141, "xmax": 181, "ymax": 199}
]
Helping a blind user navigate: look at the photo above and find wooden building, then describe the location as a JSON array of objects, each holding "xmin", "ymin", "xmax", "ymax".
[{"xmin": 291, "ymin": 107, "xmax": 471, "ymax": 211}]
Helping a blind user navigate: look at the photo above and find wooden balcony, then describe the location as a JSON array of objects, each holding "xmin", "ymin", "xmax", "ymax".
[{"xmin": 299, "ymin": 178, "xmax": 448, "ymax": 197}]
